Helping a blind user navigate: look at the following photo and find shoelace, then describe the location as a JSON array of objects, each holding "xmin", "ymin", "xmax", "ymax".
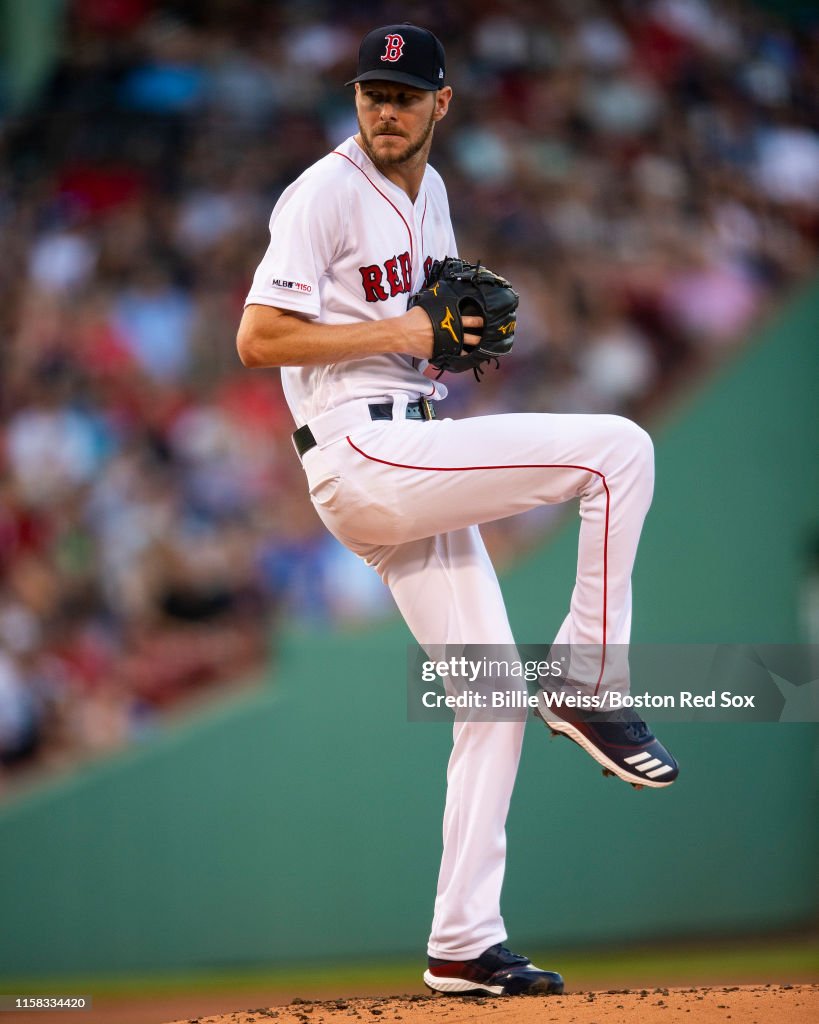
[
  {"xmin": 491, "ymin": 944, "xmax": 530, "ymax": 966},
  {"xmin": 591, "ymin": 710, "xmax": 653, "ymax": 744},
  {"xmin": 623, "ymin": 717, "xmax": 651, "ymax": 742}
]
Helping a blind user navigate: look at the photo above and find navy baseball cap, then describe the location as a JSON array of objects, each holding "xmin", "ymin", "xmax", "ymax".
[{"xmin": 346, "ymin": 24, "xmax": 446, "ymax": 91}]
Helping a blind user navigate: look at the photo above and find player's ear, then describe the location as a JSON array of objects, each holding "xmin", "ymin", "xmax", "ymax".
[{"xmin": 433, "ymin": 86, "xmax": 452, "ymax": 122}]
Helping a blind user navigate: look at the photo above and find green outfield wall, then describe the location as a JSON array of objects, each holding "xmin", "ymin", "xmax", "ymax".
[{"xmin": 0, "ymin": 284, "xmax": 817, "ymax": 978}]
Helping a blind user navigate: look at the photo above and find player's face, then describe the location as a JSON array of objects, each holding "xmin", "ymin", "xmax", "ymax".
[{"xmin": 355, "ymin": 82, "xmax": 450, "ymax": 169}]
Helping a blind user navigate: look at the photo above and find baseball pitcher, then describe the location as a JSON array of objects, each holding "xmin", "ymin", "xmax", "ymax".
[{"xmin": 237, "ymin": 23, "xmax": 678, "ymax": 997}]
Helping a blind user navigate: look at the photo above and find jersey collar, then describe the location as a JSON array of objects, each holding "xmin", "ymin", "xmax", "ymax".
[{"xmin": 342, "ymin": 135, "xmax": 428, "ymax": 207}]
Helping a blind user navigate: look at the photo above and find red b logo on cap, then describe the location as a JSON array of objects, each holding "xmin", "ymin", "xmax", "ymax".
[{"xmin": 381, "ymin": 34, "xmax": 404, "ymax": 62}]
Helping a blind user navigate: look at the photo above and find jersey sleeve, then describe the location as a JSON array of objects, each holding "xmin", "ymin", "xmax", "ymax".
[{"xmin": 244, "ymin": 171, "xmax": 344, "ymax": 319}]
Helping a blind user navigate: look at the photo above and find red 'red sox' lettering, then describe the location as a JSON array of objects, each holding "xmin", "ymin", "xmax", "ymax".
[{"xmin": 360, "ymin": 251, "xmax": 412, "ymax": 302}]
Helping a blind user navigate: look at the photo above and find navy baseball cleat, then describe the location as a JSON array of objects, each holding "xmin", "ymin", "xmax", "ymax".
[
  {"xmin": 423, "ymin": 943, "xmax": 564, "ymax": 996},
  {"xmin": 536, "ymin": 703, "xmax": 679, "ymax": 789}
]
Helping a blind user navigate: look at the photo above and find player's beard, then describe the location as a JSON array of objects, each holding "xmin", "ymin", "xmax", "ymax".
[{"xmin": 357, "ymin": 109, "xmax": 436, "ymax": 171}]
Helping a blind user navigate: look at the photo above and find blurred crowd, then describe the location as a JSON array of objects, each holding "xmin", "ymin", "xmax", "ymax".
[{"xmin": 0, "ymin": 0, "xmax": 817, "ymax": 779}]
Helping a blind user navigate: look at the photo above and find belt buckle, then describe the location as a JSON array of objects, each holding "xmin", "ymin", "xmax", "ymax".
[{"xmin": 420, "ymin": 397, "xmax": 434, "ymax": 421}]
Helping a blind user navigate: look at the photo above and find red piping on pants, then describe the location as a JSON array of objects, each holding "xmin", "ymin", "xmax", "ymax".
[{"xmin": 345, "ymin": 435, "xmax": 611, "ymax": 694}]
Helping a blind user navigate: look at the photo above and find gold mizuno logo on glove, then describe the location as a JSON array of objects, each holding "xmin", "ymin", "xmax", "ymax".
[
  {"xmin": 498, "ymin": 320, "xmax": 516, "ymax": 335},
  {"xmin": 440, "ymin": 306, "xmax": 459, "ymax": 344}
]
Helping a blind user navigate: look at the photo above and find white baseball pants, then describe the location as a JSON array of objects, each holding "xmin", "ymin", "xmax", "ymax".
[{"xmin": 299, "ymin": 397, "xmax": 654, "ymax": 960}]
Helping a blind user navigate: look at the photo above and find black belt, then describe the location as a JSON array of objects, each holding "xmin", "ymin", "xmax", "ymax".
[{"xmin": 293, "ymin": 399, "xmax": 436, "ymax": 458}]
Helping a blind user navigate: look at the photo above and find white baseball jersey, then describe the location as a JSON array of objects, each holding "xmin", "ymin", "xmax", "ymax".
[{"xmin": 245, "ymin": 135, "xmax": 456, "ymax": 425}]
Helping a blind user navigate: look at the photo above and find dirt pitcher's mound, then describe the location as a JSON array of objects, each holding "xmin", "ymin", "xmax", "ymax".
[{"xmin": 165, "ymin": 983, "xmax": 818, "ymax": 1024}]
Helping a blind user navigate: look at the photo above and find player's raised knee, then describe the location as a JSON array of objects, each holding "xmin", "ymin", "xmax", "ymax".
[
  {"xmin": 627, "ymin": 418, "xmax": 654, "ymax": 466},
  {"xmin": 607, "ymin": 415, "xmax": 654, "ymax": 472}
]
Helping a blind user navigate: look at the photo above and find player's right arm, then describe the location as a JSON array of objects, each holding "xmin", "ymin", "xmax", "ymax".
[{"xmin": 237, "ymin": 303, "xmax": 442, "ymax": 367}]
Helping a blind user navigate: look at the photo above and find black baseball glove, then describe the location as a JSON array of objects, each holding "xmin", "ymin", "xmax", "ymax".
[{"xmin": 407, "ymin": 257, "xmax": 518, "ymax": 380}]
